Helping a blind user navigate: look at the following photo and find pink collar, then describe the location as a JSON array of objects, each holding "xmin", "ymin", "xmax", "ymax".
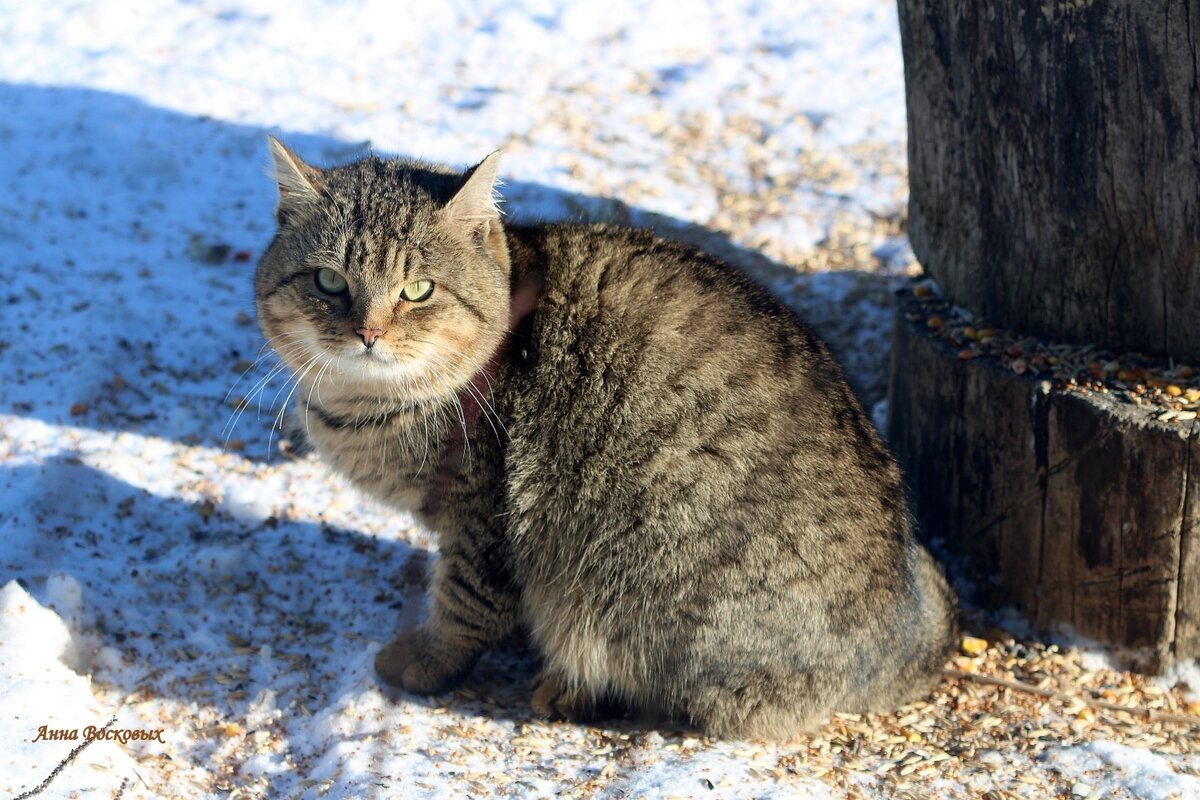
[
  {"xmin": 459, "ymin": 274, "xmax": 542, "ymax": 435},
  {"xmin": 423, "ymin": 275, "xmax": 542, "ymax": 516}
]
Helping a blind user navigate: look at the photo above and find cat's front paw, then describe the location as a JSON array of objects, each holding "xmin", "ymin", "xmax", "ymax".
[{"xmin": 374, "ymin": 627, "xmax": 474, "ymax": 695}]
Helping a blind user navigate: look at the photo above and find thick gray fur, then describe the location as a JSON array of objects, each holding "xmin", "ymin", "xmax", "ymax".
[{"xmin": 255, "ymin": 139, "xmax": 957, "ymax": 738}]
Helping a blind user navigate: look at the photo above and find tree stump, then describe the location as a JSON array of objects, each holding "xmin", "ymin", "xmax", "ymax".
[
  {"xmin": 894, "ymin": 1, "xmax": 1200, "ymax": 668},
  {"xmin": 888, "ymin": 290, "xmax": 1200, "ymax": 670}
]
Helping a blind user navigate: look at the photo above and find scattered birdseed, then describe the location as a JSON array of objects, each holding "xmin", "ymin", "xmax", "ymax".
[{"xmin": 900, "ymin": 281, "xmax": 1200, "ymax": 418}]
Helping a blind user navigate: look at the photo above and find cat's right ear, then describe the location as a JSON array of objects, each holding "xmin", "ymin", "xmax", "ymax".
[{"xmin": 266, "ymin": 136, "xmax": 324, "ymax": 226}]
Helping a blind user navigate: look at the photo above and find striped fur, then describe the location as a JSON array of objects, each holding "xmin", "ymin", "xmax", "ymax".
[{"xmin": 255, "ymin": 142, "xmax": 957, "ymax": 738}]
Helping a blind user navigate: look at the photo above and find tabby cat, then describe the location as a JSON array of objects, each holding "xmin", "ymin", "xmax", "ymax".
[{"xmin": 254, "ymin": 137, "xmax": 957, "ymax": 738}]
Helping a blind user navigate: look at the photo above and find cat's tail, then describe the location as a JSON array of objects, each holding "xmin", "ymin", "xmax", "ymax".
[
  {"xmin": 912, "ymin": 542, "xmax": 959, "ymax": 665},
  {"xmin": 869, "ymin": 540, "xmax": 959, "ymax": 712}
]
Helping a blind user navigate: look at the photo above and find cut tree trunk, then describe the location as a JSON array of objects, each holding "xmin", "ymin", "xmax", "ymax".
[
  {"xmin": 888, "ymin": 291, "xmax": 1200, "ymax": 671},
  {"xmin": 894, "ymin": 0, "xmax": 1200, "ymax": 668},
  {"xmin": 898, "ymin": 1, "xmax": 1200, "ymax": 361}
]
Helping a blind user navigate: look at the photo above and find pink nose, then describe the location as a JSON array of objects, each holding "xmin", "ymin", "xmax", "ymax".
[{"xmin": 355, "ymin": 327, "xmax": 386, "ymax": 348}]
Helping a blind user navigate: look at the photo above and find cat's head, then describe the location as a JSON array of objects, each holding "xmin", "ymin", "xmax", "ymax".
[{"xmin": 255, "ymin": 137, "xmax": 511, "ymax": 405}]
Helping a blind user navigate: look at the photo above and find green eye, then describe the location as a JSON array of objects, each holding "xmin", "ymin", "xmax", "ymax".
[
  {"xmin": 315, "ymin": 268, "xmax": 348, "ymax": 294},
  {"xmin": 401, "ymin": 279, "xmax": 434, "ymax": 302}
]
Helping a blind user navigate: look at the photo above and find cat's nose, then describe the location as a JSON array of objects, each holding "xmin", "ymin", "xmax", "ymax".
[{"xmin": 355, "ymin": 327, "xmax": 386, "ymax": 349}]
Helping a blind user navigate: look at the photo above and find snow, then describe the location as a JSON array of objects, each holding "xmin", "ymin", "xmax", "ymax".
[
  {"xmin": 1160, "ymin": 660, "xmax": 1200, "ymax": 705},
  {"xmin": 1042, "ymin": 742, "xmax": 1200, "ymax": 800},
  {"xmin": 0, "ymin": 1, "xmax": 1195, "ymax": 798},
  {"xmin": 0, "ymin": 582, "xmax": 148, "ymax": 799}
]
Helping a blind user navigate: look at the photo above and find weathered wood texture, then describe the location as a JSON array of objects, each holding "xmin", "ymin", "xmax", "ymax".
[
  {"xmin": 898, "ymin": 1, "xmax": 1200, "ymax": 361},
  {"xmin": 889, "ymin": 292, "xmax": 1200, "ymax": 670}
]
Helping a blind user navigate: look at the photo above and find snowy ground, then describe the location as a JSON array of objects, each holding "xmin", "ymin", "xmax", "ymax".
[{"xmin": 1, "ymin": 2, "xmax": 1197, "ymax": 798}]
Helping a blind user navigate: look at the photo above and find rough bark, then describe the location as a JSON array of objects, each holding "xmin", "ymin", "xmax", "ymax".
[
  {"xmin": 1176, "ymin": 431, "xmax": 1200, "ymax": 655},
  {"xmin": 898, "ymin": 1, "xmax": 1200, "ymax": 361},
  {"xmin": 889, "ymin": 293, "xmax": 1199, "ymax": 670}
]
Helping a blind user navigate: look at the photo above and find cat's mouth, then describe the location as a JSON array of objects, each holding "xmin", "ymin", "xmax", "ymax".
[
  {"xmin": 281, "ymin": 334, "xmax": 470, "ymax": 401},
  {"xmin": 342, "ymin": 345, "xmax": 402, "ymax": 368},
  {"xmin": 347, "ymin": 342, "xmax": 406, "ymax": 365},
  {"xmin": 319, "ymin": 335, "xmax": 391, "ymax": 360},
  {"xmin": 335, "ymin": 344, "xmax": 427, "ymax": 378}
]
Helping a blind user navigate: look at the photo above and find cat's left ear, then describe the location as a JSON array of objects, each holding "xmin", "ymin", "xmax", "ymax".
[
  {"xmin": 444, "ymin": 151, "xmax": 502, "ymax": 232},
  {"xmin": 266, "ymin": 136, "xmax": 324, "ymax": 225}
]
